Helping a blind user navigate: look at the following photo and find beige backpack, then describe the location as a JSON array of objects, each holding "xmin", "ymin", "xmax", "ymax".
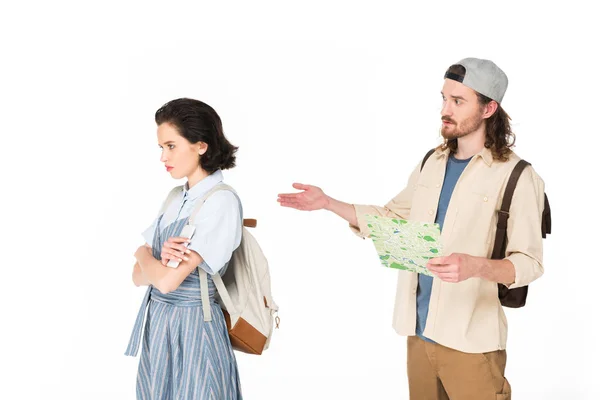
[{"xmin": 187, "ymin": 184, "xmax": 279, "ymax": 355}]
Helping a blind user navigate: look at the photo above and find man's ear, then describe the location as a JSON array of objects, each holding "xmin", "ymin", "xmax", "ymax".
[{"xmin": 483, "ymin": 101, "xmax": 499, "ymax": 119}]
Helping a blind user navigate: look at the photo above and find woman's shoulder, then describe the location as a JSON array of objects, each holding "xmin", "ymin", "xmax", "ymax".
[
  {"xmin": 203, "ymin": 186, "xmax": 240, "ymax": 207},
  {"xmin": 158, "ymin": 185, "xmax": 185, "ymax": 215},
  {"xmin": 188, "ymin": 186, "xmax": 242, "ymax": 224},
  {"xmin": 162, "ymin": 185, "xmax": 185, "ymax": 202}
]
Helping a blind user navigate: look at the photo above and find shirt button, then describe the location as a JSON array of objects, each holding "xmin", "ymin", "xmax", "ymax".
[
  {"xmin": 429, "ymin": 210, "xmax": 434, "ymax": 215},
  {"xmin": 436, "ymin": 183, "xmax": 441, "ymax": 188},
  {"xmin": 483, "ymin": 196, "xmax": 488, "ymax": 202},
  {"xmin": 412, "ymin": 288, "xmax": 417, "ymax": 294}
]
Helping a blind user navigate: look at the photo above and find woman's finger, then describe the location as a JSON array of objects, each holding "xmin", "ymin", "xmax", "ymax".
[
  {"xmin": 167, "ymin": 236, "xmax": 192, "ymax": 244},
  {"xmin": 162, "ymin": 249, "xmax": 186, "ymax": 261},
  {"xmin": 164, "ymin": 242, "xmax": 190, "ymax": 253}
]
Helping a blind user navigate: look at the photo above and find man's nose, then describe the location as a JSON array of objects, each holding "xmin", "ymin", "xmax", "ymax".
[{"xmin": 441, "ymin": 102, "xmax": 452, "ymax": 117}]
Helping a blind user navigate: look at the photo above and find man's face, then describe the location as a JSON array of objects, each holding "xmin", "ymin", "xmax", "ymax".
[{"xmin": 440, "ymin": 79, "xmax": 485, "ymax": 139}]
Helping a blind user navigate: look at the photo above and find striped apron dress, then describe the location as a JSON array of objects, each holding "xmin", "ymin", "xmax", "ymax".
[{"xmin": 125, "ymin": 215, "xmax": 243, "ymax": 400}]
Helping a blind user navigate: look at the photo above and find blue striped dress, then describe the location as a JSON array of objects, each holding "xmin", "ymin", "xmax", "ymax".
[{"xmin": 125, "ymin": 214, "xmax": 243, "ymax": 399}]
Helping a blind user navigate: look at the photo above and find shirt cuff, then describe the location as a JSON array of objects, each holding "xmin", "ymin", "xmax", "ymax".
[
  {"xmin": 504, "ymin": 252, "xmax": 543, "ymax": 289},
  {"xmin": 348, "ymin": 204, "xmax": 374, "ymax": 239}
]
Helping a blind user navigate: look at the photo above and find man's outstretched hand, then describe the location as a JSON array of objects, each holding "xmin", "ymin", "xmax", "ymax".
[{"xmin": 277, "ymin": 183, "xmax": 330, "ymax": 211}]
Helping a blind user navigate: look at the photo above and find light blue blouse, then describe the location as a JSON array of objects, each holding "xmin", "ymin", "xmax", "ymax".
[{"xmin": 142, "ymin": 170, "xmax": 242, "ymax": 275}]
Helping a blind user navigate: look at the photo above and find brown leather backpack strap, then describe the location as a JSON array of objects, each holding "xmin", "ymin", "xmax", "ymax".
[
  {"xmin": 420, "ymin": 148, "xmax": 436, "ymax": 172},
  {"xmin": 542, "ymin": 193, "xmax": 551, "ymax": 238},
  {"xmin": 491, "ymin": 160, "xmax": 531, "ymax": 259},
  {"xmin": 243, "ymin": 218, "xmax": 257, "ymax": 228}
]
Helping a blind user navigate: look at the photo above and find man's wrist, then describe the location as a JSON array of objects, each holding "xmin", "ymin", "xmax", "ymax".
[
  {"xmin": 324, "ymin": 195, "xmax": 333, "ymax": 211},
  {"xmin": 471, "ymin": 256, "xmax": 516, "ymax": 285},
  {"xmin": 471, "ymin": 255, "xmax": 486, "ymax": 279}
]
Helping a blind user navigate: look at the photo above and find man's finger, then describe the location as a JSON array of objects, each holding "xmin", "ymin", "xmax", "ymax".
[
  {"xmin": 427, "ymin": 264, "xmax": 450, "ymax": 272},
  {"xmin": 434, "ymin": 272, "xmax": 458, "ymax": 282},
  {"xmin": 278, "ymin": 193, "xmax": 302, "ymax": 199},
  {"xmin": 429, "ymin": 265, "xmax": 459, "ymax": 274},
  {"xmin": 292, "ymin": 183, "xmax": 310, "ymax": 191},
  {"xmin": 278, "ymin": 201, "xmax": 303, "ymax": 209},
  {"xmin": 428, "ymin": 256, "xmax": 447, "ymax": 265},
  {"xmin": 277, "ymin": 197, "xmax": 301, "ymax": 205}
]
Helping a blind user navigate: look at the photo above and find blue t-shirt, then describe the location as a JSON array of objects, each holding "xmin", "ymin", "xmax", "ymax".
[{"xmin": 416, "ymin": 153, "xmax": 472, "ymax": 342}]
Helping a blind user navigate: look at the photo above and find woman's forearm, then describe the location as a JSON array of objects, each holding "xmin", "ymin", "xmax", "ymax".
[
  {"xmin": 134, "ymin": 245, "xmax": 203, "ymax": 294},
  {"xmin": 132, "ymin": 262, "xmax": 151, "ymax": 287},
  {"xmin": 136, "ymin": 248, "xmax": 171, "ymax": 291}
]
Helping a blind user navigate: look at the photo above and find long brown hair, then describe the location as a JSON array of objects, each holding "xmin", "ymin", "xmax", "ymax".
[{"xmin": 441, "ymin": 64, "xmax": 515, "ymax": 161}]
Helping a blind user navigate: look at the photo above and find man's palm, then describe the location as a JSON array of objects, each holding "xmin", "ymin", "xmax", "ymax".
[{"xmin": 278, "ymin": 183, "xmax": 328, "ymax": 211}]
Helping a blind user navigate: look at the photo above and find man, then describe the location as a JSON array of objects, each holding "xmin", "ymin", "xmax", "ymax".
[{"xmin": 278, "ymin": 58, "xmax": 545, "ymax": 399}]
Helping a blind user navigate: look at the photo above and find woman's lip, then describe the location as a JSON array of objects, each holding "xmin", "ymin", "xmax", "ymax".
[{"xmin": 166, "ymin": 166, "xmax": 174, "ymax": 171}]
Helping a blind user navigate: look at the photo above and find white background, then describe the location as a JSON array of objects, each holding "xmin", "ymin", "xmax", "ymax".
[{"xmin": 1, "ymin": 1, "xmax": 598, "ymax": 399}]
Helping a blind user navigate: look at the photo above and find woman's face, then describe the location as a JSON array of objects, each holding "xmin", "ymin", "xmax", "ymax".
[{"xmin": 157, "ymin": 122, "xmax": 207, "ymax": 179}]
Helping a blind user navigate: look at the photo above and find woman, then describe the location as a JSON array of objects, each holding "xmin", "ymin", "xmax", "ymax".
[{"xmin": 125, "ymin": 98, "xmax": 243, "ymax": 399}]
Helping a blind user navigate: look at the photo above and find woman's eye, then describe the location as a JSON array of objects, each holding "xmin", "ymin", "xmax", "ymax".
[{"xmin": 168, "ymin": 145, "xmax": 175, "ymax": 150}]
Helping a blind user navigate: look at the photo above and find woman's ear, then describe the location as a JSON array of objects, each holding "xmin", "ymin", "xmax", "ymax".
[{"xmin": 198, "ymin": 142, "xmax": 208, "ymax": 156}]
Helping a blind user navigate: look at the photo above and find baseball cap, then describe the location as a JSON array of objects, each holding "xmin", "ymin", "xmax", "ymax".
[{"xmin": 444, "ymin": 58, "xmax": 509, "ymax": 104}]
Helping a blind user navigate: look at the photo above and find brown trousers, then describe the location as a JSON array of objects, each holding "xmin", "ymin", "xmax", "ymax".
[{"xmin": 407, "ymin": 336, "xmax": 512, "ymax": 400}]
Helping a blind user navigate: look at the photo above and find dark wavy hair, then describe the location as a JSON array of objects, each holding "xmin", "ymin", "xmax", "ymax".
[
  {"xmin": 155, "ymin": 98, "xmax": 238, "ymax": 173},
  {"xmin": 441, "ymin": 64, "xmax": 515, "ymax": 161}
]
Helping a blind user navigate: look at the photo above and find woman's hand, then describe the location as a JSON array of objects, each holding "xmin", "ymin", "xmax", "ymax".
[{"xmin": 161, "ymin": 237, "xmax": 192, "ymax": 266}]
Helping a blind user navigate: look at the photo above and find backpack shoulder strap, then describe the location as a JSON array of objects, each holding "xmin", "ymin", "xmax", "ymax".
[
  {"xmin": 192, "ymin": 183, "xmax": 241, "ymax": 322},
  {"xmin": 491, "ymin": 160, "xmax": 531, "ymax": 259},
  {"xmin": 542, "ymin": 193, "xmax": 551, "ymax": 238},
  {"xmin": 420, "ymin": 148, "xmax": 436, "ymax": 172},
  {"xmin": 188, "ymin": 184, "xmax": 241, "ymax": 225},
  {"xmin": 159, "ymin": 185, "xmax": 184, "ymax": 215}
]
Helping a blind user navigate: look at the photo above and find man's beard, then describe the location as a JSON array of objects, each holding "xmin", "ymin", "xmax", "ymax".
[{"xmin": 441, "ymin": 113, "xmax": 484, "ymax": 140}]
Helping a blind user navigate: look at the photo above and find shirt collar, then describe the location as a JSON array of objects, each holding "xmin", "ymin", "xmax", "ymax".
[
  {"xmin": 434, "ymin": 145, "xmax": 493, "ymax": 167},
  {"xmin": 434, "ymin": 146, "xmax": 451, "ymax": 158},
  {"xmin": 183, "ymin": 169, "xmax": 224, "ymax": 201},
  {"xmin": 476, "ymin": 147, "xmax": 494, "ymax": 166}
]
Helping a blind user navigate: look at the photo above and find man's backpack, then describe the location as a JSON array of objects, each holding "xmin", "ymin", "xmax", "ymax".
[
  {"xmin": 176, "ymin": 183, "xmax": 279, "ymax": 354},
  {"xmin": 420, "ymin": 149, "xmax": 551, "ymax": 308}
]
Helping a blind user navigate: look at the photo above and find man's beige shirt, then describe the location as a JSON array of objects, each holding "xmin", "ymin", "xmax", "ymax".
[{"xmin": 351, "ymin": 146, "xmax": 545, "ymax": 353}]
